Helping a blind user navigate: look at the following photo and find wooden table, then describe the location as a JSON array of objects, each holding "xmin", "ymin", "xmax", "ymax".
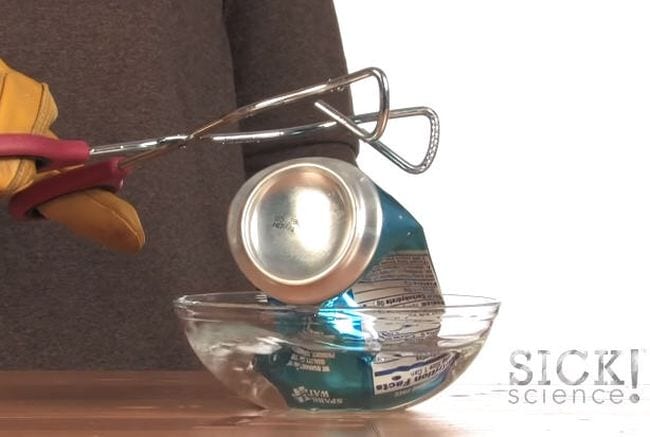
[{"xmin": 0, "ymin": 371, "xmax": 646, "ymax": 436}]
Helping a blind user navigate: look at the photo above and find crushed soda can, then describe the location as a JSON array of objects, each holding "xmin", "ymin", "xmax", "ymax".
[{"xmin": 228, "ymin": 157, "xmax": 451, "ymax": 409}]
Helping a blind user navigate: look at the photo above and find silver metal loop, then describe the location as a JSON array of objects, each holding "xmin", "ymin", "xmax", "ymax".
[
  {"xmin": 284, "ymin": 106, "xmax": 440, "ymax": 174},
  {"xmin": 191, "ymin": 67, "xmax": 390, "ymax": 142},
  {"xmin": 362, "ymin": 107, "xmax": 439, "ymax": 174},
  {"xmin": 90, "ymin": 107, "xmax": 439, "ymax": 175},
  {"xmin": 88, "ymin": 67, "xmax": 439, "ymax": 175},
  {"xmin": 116, "ymin": 68, "xmax": 390, "ymax": 169}
]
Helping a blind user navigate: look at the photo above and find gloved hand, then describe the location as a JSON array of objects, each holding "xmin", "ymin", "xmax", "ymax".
[
  {"xmin": 0, "ymin": 59, "xmax": 145, "ymax": 253},
  {"xmin": 0, "ymin": 59, "xmax": 42, "ymax": 196}
]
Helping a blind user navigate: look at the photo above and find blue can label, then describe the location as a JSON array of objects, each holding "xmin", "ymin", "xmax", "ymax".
[
  {"xmin": 291, "ymin": 386, "xmax": 344, "ymax": 406},
  {"xmin": 371, "ymin": 352, "xmax": 457, "ymax": 396},
  {"xmin": 352, "ymin": 252, "xmax": 441, "ymax": 307},
  {"xmin": 257, "ymin": 348, "xmax": 458, "ymax": 409},
  {"xmin": 354, "ymin": 187, "xmax": 443, "ymax": 305}
]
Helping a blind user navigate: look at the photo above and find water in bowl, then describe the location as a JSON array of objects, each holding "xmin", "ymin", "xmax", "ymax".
[{"xmin": 184, "ymin": 317, "xmax": 489, "ymax": 410}]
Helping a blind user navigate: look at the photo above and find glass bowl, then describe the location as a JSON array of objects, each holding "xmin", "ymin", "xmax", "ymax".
[{"xmin": 174, "ymin": 292, "xmax": 499, "ymax": 411}]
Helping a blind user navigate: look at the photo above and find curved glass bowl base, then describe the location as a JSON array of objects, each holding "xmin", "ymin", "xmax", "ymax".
[{"xmin": 175, "ymin": 292, "xmax": 500, "ymax": 411}]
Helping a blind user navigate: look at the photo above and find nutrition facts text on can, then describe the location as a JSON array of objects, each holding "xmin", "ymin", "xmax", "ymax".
[{"xmin": 352, "ymin": 251, "xmax": 444, "ymax": 308}]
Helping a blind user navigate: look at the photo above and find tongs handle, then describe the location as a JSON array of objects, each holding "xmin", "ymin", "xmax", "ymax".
[
  {"xmin": 0, "ymin": 134, "xmax": 90, "ymax": 172},
  {"xmin": 9, "ymin": 158, "xmax": 129, "ymax": 219},
  {"xmin": 360, "ymin": 107, "xmax": 440, "ymax": 174},
  {"xmin": 119, "ymin": 68, "xmax": 392, "ymax": 169}
]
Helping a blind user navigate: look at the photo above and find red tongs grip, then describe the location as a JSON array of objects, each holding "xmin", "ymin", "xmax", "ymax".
[
  {"xmin": 0, "ymin": 134, "xmax": 90, "ymax": 171},
  {"xmin": 9, "ymin": 158, "xmax": 131, "ymax": 220}
]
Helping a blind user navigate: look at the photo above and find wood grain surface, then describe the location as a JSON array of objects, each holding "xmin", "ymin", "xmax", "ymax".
[{"xmin": 0, "ymin": 371, "xmax": 646, "ymax": 436}]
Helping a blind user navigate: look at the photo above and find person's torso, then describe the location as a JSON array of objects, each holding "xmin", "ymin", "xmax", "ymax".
[{"xmin": 0, "ymin": 0, "xmax": 252, "ymax": 369}]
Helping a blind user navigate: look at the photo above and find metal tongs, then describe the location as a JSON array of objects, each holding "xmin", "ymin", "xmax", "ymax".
[{"xmin": 0, "ymin": 67, "xmax": 440, "ymax": 219}]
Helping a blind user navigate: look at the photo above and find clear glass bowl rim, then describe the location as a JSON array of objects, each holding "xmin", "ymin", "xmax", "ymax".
[{"xmin": 174, "ymin": 291, "xmax": 500, "ymax": 316}]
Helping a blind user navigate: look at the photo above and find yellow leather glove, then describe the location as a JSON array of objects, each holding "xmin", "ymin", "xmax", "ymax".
[
  {"xmin": 0, "ymin": 58, "xmax": 42, "ymax": 196},
  {"xmin": 0, "ymin": 59, "xmax": 145, "ymax": 253}
]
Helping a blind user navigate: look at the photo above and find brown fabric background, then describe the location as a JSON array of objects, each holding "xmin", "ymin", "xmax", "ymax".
[{"xmin": 0, "ymin": 0, "xmax": 357, "ymax": 369}]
